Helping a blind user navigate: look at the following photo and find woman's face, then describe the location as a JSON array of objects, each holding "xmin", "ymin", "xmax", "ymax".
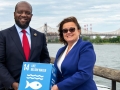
[{"xmin": 62, "ymin": 22, "xmax": 80, "ymax": 45}]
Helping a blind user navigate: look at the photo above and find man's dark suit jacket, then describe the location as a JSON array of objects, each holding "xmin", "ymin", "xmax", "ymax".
[{"xmin": 0, "ymin": 25, "xmax": 50, "ymax": 88}]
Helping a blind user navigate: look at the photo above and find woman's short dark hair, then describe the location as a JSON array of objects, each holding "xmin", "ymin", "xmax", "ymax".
[{"xmin": 58, "ymin": 16, "xmax": 81, "ymax": 45}]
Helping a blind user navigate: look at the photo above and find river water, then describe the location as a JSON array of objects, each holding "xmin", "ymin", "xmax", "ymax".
[{"xmin": 47, "ymin": 43, "xmax": 120, "ymax": 90}]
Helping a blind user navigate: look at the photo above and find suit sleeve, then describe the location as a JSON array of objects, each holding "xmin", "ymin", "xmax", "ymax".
[
  {"xmin": 40, "ymin": 33, "xmax": 50, "ymax": 63},
  {"xmin": 57, "ymin": 42, "xmax": 96, "ymax": 90},
  {"xmin": 0, "ymin": 31, "xmax": 15, "ymax": 88}
]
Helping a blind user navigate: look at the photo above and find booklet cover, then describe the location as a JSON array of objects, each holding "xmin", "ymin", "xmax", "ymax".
[{"xmin": 18, "ymin": 62, "xmax": 57, "ymax": 90}]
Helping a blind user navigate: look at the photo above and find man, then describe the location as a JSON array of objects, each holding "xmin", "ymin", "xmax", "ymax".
[
  {"xmin": 0, "ymin": 1, "xmax": 50, "ymax": 90},
  {"xmin": 0, "ymin": 82, "xmax": 4, "ymax": 90}
]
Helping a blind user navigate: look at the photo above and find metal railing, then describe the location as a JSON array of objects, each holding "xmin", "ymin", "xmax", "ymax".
[
  {"xmin": 50, "ymin": 57, "xmax": 120, "ymax": 90},
  {"xmin": 94, "ymin": 66, "xmax": 120, "ymax": 90}
]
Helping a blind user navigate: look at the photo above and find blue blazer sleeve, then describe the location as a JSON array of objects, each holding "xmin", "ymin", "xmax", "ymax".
[{"xmin": 54, "ymin": 39, "xmax": 96, "ymax": 90}]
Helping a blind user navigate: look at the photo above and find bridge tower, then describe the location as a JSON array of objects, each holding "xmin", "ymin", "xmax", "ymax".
[
  {"xmin": 44, "ymin": 23, "xmax": 48, "ymax": 42},
  {"xmin": 44, "ymin": 23, "xmax": 47, "ymax": 35}
]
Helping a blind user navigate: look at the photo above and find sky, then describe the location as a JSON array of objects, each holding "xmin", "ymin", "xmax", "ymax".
[{"xmin": 0, "ymin": 0, "xmax": 120, "ymax": 32}]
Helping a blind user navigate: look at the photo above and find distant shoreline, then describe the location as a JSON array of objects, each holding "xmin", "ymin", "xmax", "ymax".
[{"xmin": 47, "ymin": 42, "xmax": 120, "ymax": 45}]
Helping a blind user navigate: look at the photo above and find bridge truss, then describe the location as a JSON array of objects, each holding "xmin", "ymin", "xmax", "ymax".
[{"xmin": 36, "ymin": 24, "xmax": 120, "ymax": 36}]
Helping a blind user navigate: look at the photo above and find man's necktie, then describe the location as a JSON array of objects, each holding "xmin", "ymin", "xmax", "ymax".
[{"xmin": 22, "ymin": 30, "xmax": 30, "ymax": 61}]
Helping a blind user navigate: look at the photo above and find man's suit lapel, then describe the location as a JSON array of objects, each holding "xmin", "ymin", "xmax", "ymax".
[
  {"xmin": 29, "ymin": 28, "xmax": 37, "ymax": 61},
  {"xmin": 9, "ymin": 25, "xmax": 26, "ymax": 60}
]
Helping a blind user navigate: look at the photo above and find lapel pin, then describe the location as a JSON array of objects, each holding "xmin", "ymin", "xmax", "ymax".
[{"xmin": 34, "ymin": 33, "xmax": 37, "ymax": 36}]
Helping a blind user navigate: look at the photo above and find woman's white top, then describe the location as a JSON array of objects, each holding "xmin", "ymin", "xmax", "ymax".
[{"xmin": 57, "ymin": 39, "xmax": 79, "ymax": 73}]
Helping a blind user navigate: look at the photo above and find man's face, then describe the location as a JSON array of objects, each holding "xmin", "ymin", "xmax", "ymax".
[{"xmin": 14, "ymin": 3, "xmax": 33, "ymax": 29}]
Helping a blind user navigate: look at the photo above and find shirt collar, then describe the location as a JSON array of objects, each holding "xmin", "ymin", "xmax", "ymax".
[{"xmin": 15, "ymin": 24, "xmax": 30, "ymax": 35}]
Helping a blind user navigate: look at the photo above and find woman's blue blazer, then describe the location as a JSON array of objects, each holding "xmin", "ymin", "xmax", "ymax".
[{"xmin": 54, "ymin": 38, "xmax": 97, "ymax": 90}]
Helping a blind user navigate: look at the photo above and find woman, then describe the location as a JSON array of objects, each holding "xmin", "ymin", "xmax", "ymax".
[{"xmin": 51, "ymin": 16, "xmax": 97, "ymax": 90}]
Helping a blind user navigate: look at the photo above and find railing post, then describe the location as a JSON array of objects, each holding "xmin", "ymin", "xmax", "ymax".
[{"xmin": 112, "ymin": 80, "xmax": 116, "ymax": 90}]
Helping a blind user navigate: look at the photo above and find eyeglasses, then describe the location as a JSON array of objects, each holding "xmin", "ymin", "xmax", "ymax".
[{"xmin": 62, "ymin": 27, "xmax": 75, "ymax": 33}]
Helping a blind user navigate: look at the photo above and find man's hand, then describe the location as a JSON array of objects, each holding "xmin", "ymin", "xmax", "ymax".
[
  {"xmin": 51, "ymin": 85, "xmax": 59, "ymax": 90},
  {"xmin": 12, "ymin": 82, "xmax": 19, "ymax": 90}
]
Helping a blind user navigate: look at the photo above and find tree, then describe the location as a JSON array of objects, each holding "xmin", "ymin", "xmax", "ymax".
[{"xmin": 94, "ymin": 35, "xmax": 102, "ymax": 43}]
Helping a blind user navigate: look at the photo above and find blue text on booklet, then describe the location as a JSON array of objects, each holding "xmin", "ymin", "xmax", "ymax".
[{"xmin": 18, "ymin": 62, "xmax": 57, "ymax": 90}]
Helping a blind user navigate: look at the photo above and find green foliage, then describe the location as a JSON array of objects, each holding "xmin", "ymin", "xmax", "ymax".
[
  {"xmin": 94, "ymin": 35, "xmax": 102, "ymax": 43},
  {"xmin": 47, "ymin": 36, "xmax": 120, "ymax": 43},
  {"xmin": 82, "ymin": 36, "xmax": 120, "ymax": 43},
  {"xmin": 82, "ymin": 36, "xmax": 90, "ymax": 41},
  {"xmin": 47, "ymin": 38, "xmax": 60, "ymax": 43}
]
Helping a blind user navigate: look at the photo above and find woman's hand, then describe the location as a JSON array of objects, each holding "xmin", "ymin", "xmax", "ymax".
[{"xmin": 51, "ymin": 85, "xmax": 59, "ymax": 90}]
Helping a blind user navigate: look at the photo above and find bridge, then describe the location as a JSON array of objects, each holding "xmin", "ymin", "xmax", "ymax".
[{"xmin": 36, "ymin": 24, "xmax": 120, "ymax": 36}]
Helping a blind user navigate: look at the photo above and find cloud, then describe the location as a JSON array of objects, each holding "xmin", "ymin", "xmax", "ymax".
[
  {"xmin": 0, "ymin": 7, "xmax": 4, "ymax": 11},
  {"xmin": 0, "ymin": 0, "xmax": 120, "ymax": 32},
  {"xmin": 91, "ymin": 3, "xmax": 120, "ymax": 9}
]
